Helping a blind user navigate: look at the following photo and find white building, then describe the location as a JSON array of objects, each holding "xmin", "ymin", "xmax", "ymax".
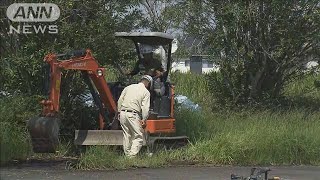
[{"xmin": 171, "ymin": 58, "xmax": 219, "ymax": 74}]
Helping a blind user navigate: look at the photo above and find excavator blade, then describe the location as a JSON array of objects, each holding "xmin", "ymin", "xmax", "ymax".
[
  {"xmin": 74, "ymin": 130, "xmax": 124, "ymax": 145},
  {"xmin": 74, "ymin": 130, "xmax": 189, "ymax": 150},
  {"xmin": 28, "ymin": 117, "xmax": 60, "ymax": 153}
]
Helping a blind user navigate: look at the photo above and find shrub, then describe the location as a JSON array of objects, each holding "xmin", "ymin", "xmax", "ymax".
[{"xmin": 0, "ymin": 95, "xmax": 40, "ymax": 164}]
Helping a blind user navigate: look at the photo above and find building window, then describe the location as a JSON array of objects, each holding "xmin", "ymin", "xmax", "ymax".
[
  {"xmin": 202, "ymin": 60, "xmax": 213, "ymax": 68},
  {"xmin": 185, "ymin": 60, "xmax": 190, "ymax": 66}
]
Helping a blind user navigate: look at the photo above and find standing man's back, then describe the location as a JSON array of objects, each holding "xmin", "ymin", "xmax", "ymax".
[
  {"xmin": 117, "ymin": 75, "xmax": 153, "ymax": 158},
  {"xmin": 118, "ymin": 83, "xmax": 150, "ymax": 119}
]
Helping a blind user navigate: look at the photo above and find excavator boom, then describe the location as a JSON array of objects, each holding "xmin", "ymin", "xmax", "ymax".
[{"xmin": 28, "ymin": 49, "xmax": 117, "ymax": 153}]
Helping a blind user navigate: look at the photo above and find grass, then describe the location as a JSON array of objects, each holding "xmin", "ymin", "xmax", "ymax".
[
  {"xmin": 171, "ymin": 72, "xmax": 212, "ymax": 107},
  {"xmin": 0, "ymin": 121, "xmax": 31, "ymax": 164},
  {"xmin": 0, "ymin": 95, "xmax": 87, "ymax": 165},
  {"xmin": 172, "ymin": 73, "xmax": 320, "ymax": 165},
  {"xmin": 1, "ymin": 72, "xmax": 319, "ymax": 168},
  {"xmin": 77, "ymin": 107, "xmax": 320, "ymax": 169},
  {"xmin": 77, "ymin": 147, "xmax": 168, "ymax": 170},
  {"xmin": 76, "ymin": 73, "xmax": 320, "ymax": 169},
  {"xmin": 284, "ymin": 74, "xmax": 320, "ymax": 99},
  {"xmin": 0, "ymin": 95, "xmax": 39, "ymax": 165},
  {"xmin": 174, "ymin": 109, "xmax": 320, "ymax": 165}
]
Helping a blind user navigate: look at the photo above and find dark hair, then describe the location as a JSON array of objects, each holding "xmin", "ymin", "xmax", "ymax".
[{"xmin": 155, "ymin": 67, "xmax": 164, "ymax": 72}]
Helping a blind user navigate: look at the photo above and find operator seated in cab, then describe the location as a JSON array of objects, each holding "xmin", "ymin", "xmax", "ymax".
[{"xmin": 127, "ymin": 44, "xmax": 166, "ymax": 97}]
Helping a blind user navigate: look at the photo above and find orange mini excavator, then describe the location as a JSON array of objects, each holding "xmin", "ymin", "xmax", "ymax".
[{"xmin": 28, "ymin": 32, "xmax": 188, "ymax": 153}]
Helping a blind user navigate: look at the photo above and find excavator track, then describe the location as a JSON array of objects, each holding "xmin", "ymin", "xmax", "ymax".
[
  {"xmin": 28, "ymin": 117, "xmax": 60, "ymax": 153},
  {"xmin": 147, "ymin": 136, "xmax": 189, "ymax": 151}
]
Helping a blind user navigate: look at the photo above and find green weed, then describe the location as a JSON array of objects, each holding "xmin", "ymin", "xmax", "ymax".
[
  {"xmin": 77, "ymin": 73, "xmax": 320, "ymax": 169},
  {"xmin": 2, "ymin": 73, "xmax": 319, "ymax": 168},
  {"xmin": 77, "ymin": 146, "xmax": 168, "ymax": 170},
  {"xmin": 0, "ymin": 96, "xmax": 40, "ymax": 165}
]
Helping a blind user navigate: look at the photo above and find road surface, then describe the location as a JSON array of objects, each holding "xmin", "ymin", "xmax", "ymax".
[{"xmin": 1, "ymin": 160, "xmax": 319, "ymax": 180}]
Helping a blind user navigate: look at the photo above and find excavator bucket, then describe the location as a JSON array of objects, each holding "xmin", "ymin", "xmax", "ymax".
[{"xmin": 28, "ymin": 117, "xmax": 60, "ymax": 153}]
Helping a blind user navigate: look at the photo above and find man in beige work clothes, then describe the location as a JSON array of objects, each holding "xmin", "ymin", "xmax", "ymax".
[{"xmin": 117, "ymin": 75, "xmax": 153, "ymax": 157}]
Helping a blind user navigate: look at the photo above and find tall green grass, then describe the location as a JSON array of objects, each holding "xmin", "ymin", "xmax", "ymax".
[
  {"xmin": 1, "ymin": 72, "xmax": 319, "ymax": 168},
  {"xmin": 283, "ymin": 74, "xmax": 320, "ymax": 110},
  {"xmin": 0, "ymin": 96, "xmax": 40, "ymax": 165},
  {"xmin": 174, "ymin": 73, "xmax": 320, "ymax": 164},
  {"xmin": 77, "ymin": 73, "xmax": 320, "ymax": 169},
  {"xmin": 173, "ymin": 109, "xmax": 320, "ymax": 165},
  {"xmin": 0, "ymin": 95, "xmax": 78, "ymax": 164},
  {"xmin": 172, "ymin": 73, "xmax": 320, "ymax": 165},
  {"xmin": 77, "ymin": 147, "xmax": 168, "ymax": 170},
  {"xmin": 285, "ymin": 74, "xmax": 320, "ymax": 99},
  {"xmin": 171, "ymin": 72, "xmax": 212, "ymax": 107}
]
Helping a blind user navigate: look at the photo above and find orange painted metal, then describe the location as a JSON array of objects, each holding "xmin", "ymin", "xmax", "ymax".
[
  {"xmin": 88, "ymin": 71, "xmax": 117, "ymax": 117},
  {"xmin": 146, "ymin": 118, "xmax": 176, "ymax": 134},
  {"xmin": 98, "ymin": 114, "xmax": 105, "ymax": 130},
  {"xmin": 40, "ymin": 49, "xmax": 117, "ymax": 122},
  {"xmin": 41, "ymin": 53, "xmax": 61, "ymax": 116},
  {"xmin": 145, "ymin": 84, "xmax": 176, "ymax": 134},
  {"xmin": 41, "ymin": 48, "xmax": 176, "ymax": 134},
  {"xmin": 55, "ymin": 50, "xmax": 99, "ymax": 71}
]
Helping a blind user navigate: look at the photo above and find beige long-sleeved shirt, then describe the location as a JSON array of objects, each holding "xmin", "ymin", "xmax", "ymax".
[{"xmin": 117, "ymin": 83, "xmax": 150, "ymax": 120}]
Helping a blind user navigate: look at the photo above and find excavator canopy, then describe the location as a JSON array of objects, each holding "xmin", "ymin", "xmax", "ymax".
[
  {"xmin": 115, "ymin": 32, "xmax": 174, "ymax": 75},
  {"xmin": 115, "ymin": 32, "xmax": 174, "ymax": 45}
]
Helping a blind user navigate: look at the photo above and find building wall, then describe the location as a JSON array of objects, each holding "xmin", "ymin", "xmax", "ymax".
[{"xmin": 171, "ymin": 58, "xmax": 219, "ymax": 74}]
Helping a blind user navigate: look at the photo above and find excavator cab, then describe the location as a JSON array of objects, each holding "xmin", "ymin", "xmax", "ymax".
[
  {"xmin": 114, "ymin": 32, "xmax": 174, "ymax": 120},
  {"xmin": 28, "ymin": 32, "xmax": 187, "ymax": 153}
]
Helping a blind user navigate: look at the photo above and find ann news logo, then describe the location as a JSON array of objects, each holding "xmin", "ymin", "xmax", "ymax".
[{"xmin": 6, "ymin": 3, "xmax": 60, "ymax": 34}]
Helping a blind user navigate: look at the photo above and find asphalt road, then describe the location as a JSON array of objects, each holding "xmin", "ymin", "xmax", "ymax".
[{"xmin": 1, "ymin": 161, "xmax": 320, "ymax": 180}]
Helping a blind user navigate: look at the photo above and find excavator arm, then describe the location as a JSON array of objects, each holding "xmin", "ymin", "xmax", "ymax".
[
  {"xmin": 41, "ymin": 49, "xmax": 117, "ymax": 118},
  {"xmin": 28, "ymin": 49, "xmax": 117, "ymax": 153}
]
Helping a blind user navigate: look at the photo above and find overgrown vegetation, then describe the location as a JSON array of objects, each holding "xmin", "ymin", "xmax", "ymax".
[
  {"xmin": 0, "ymin": 0, "xmax": 319, "ymax": 168},
  {"xmin": 0, "ymin": 96, "xmax": 39, "ymax": 165},
  {"xmin": 174, "ymin": 109, "xmax": 320, "ymax": 165},
  {"xmin": 76, "ymin": 73, "xmax": 320, "ymax": 169},
  {"xmin": 179, "ymin": 1, "xmax": 320, "ymax": 104},
  {"xmin": 1, "ymin": 72, "xmax": 319, "ymax": 167}
]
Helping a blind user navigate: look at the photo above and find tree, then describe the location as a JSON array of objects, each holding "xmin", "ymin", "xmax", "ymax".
[
  {"xmin": 0, "ymin": 0, "xmax": 142, "ymax": 133},
  {"xmin": 0, "ymin": 0, "xmax": 140, "ymax": 94},
  {"xmin": 180, "ymin": 0, "xmax": 320, "ymax": 105},
  {"xmin": 137, "ymin": 0, "xmax": 184, "ymax": 32}
]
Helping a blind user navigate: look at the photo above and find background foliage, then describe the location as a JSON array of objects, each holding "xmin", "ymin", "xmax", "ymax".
[
  {"xmin": 0, "ymin": 0, "xmax": 319, "ymax": 165},
  {"xmin": 177, "ymin": 0, "xmax": 319, "ymax": 105}
]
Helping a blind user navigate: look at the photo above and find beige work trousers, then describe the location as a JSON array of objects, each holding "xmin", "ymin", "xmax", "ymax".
[{"xmin": 119, "ymin": 111, "xmax": 144, "ymax": 157}]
